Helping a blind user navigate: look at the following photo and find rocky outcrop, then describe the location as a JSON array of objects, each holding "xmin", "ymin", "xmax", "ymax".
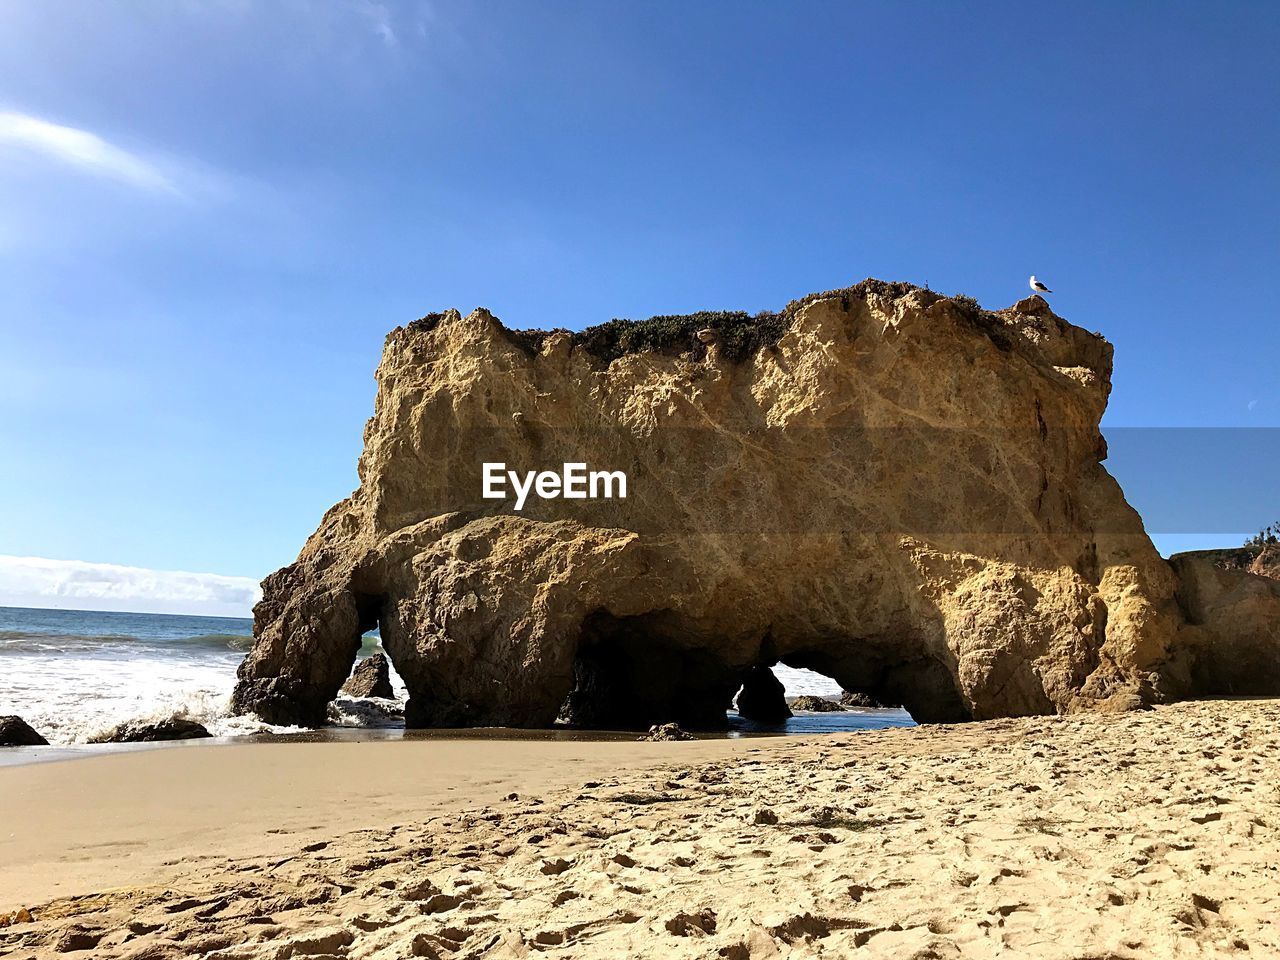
[
  {"xmin": 89, "ymin": 717, "xmax": 212, "ymax": 743},
  {"xmin": 641, "ymin": 723, "xmax": 694, "ymax": 742},
  {"xmin": 1184, "ymin": 544, "xmax": 1280, "ymax": 580},
  {"xmin": 735, "ymin": 666, "xmax": 792, "ymax": 722},
  {"xmin": 1168, "ymin": 550, "xmax": 1280, "ymax": 696},
  {"xmin": 1253, "ymin": 546, "xmax": 1280, "ymax": 580},
  {"xmin": 840, "ymin": 691, "xmax": 900, "ymax": 709},
  {"xmin": 341, "ymin": 653, "xmax": 395, "ymax": 699},
  {"xmin": 788, "ymin": 696, "xmax": 847, "ymax": 713},
  {"xmin": 231, "ymin": 278, "xmax": 1280, "ymax": 729},
  {"xmin": 0, "ymin": 716, "xmax": 48, "ymax": 747}
]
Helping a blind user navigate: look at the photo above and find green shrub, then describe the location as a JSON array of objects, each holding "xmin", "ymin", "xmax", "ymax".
[
  {"xmin": 561, "ymin": 279, "xmax": 925, "ymax": 365},
  {"xmin": 413, "ymin": 279, "xmax": 934, "ymax": 365},
  {"xmin": 568, "ymin": 310, "xmax": 788, "ymax": 364}
]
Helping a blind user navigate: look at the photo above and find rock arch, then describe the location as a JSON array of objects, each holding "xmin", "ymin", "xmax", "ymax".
[{"xmin": 232, "ymin": 281, "xmax": 1280, "ymax": 728}]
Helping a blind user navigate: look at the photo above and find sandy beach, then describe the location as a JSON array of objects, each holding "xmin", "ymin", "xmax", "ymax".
[{"xmin": 2, "ymin": 699, "xmax": 1277, "ymax": 959}]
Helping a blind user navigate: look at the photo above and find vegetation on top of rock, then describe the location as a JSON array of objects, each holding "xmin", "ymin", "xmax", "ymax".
[
  {"xmin": 400, "ymin": 281, "xmax": 1025, "ymax": 362},
  {"xmin": 1246, "ymin": 522, "xmax": 1280, "ymax": 550},
  {"xmin": 570, "ymin": 309, "xmax": 788, "ymax": 364},
  {"xmin": 500, "ymin": 325, "xmax": 569, "ymax": 357},
  {"xmin": 516, "ymin": 278, "xmax": 927, "ymax": 365},
  {"xmin": 406, "ymin": 311, "xmax": 448, "ymax": 334},
  {"xmin": 1186, "ymin": 526, "xmax": 1279, "ymax": 578},
  {"xmin": 945, "ymin": 292, "xmax": 1019, "ymax": 352},
  {"xmin": 403, "ymin": 279, "xmax": 939, "ymax": 365}
]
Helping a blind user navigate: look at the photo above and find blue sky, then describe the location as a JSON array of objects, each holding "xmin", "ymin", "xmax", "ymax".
[{"xmin": 1, "ymin": 2, "xmax": 1277, "ymax": 615}]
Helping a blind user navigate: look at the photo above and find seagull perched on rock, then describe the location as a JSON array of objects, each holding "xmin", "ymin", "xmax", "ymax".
[{"xmin": 1029, "ymin": 275, "xmax": 1053, "ymax": 295}]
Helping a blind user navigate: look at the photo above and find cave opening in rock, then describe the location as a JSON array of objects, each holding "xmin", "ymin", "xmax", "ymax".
[
  {"xmin": 553, "ymin": 611, "xmax": 951, "ymax": 731},
  {"xmin": 352, "ymin": 591, "xmax": 383, "ymax": 637},
  {"xmin": 557, "ymin": 609, "xmax": 742, "ymax": 730},
  {"xmin": 776, "ymin": 644, "xmax": 966, "ymax": 724},
  {"xmin": 346, "ymin": 590, "xmax": 402, "ymax": 691},
  {"xmin": 732, "ymin": 661, "xmax": 914, "ymax": 726}
]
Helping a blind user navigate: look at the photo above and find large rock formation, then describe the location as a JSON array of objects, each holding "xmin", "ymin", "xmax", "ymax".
[{"xmin": 231, "ymin": 279, "xmax": 1280, "ymax": 729}]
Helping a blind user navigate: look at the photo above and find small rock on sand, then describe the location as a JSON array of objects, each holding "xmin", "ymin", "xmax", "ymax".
[
  {"xmin": 88, "ymin": 717, "xmax": 212, "ymax": 744},
  {"xmin": 640, "ymin": 723, "xmax": 694, "ymax": 741}
]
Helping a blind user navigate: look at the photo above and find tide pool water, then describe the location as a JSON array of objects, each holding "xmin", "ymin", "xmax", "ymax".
[{"xmin": 0, "ymin": 606, "xmax": 912, "ymax": 744}]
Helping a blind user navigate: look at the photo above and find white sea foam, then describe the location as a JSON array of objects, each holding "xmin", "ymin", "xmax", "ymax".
[
  {"xmin": 772, "ymin": 665, "xmax": 844, "ymax": 698},
  {"xmin": 3, "ymin": 649, "xmax": 303, "ymax": 744}
]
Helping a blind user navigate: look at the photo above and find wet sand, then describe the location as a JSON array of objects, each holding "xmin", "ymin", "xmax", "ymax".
[{"xmin": 2, "ymin": 699, "xmax": 1277, "ymax": 958}]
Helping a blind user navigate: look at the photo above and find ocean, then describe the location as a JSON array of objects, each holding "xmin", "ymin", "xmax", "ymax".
[{"xmin": 0, "ymin": 606, "xmax": 914, "ymax": 744}]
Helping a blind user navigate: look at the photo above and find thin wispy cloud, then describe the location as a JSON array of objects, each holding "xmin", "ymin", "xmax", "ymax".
[
  {"xmin": 194, "ymin": 0, "xmax": 434, "ymax": 51},
  {"xmin": 357, "ymin": 0, "xmax": 398, "ymax": 47},
  {"xmin": 0, "ymin": 111, "xmax": 183, "ymax": 196},
  {"xmin": 0, "ymin": 556, "xmax": 262, "ymax": 618}
]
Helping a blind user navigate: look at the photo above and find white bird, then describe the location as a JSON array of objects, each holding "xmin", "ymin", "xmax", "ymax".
[{"xmin": 1029, "ymin": 275, "xmax": 1052, "ymax": 295}]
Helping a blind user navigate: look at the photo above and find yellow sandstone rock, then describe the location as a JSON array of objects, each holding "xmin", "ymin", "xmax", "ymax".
[{"xmin": 231, "ymin": 279, "xmax": 1280, "ymax": 728}]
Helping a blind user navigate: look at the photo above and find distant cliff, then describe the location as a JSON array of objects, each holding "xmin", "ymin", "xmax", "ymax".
[{"xmin": 231, "ymin": 279, "xmax": 1280, "ymax": 728}]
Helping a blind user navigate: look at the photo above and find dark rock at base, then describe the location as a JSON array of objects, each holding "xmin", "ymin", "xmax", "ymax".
[
  {"xmin": 641, "ymin": 723, "xmax": 694, "ymax": 741},
  {"xmin": 839, "ymin": 690, "xmax": 901, "ymax": 709},
  {"xmin": 0, "ymin": 715, "xmax": 49, "ymax": 747},
  {"xmin": 89, "ymin": 716, "xmax": 212, "ymax": 744},
  {"xmin": 788, "ymin": 695, "xmax": 847, "ymax": 713},
  {"xmin": 341, "ymin": 653, "xmax": 395, "ymax": 699},
  {"xmin": 735, "ymin": 666, "xmax": 793, "ymax": 722}
]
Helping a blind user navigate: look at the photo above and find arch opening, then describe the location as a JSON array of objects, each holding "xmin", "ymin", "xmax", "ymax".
[
  {"xmin": 557, "ymin": 609, "xmax": 742, "ymax": 730},
  {"xmin": 335, "ymin": 589, "xmax": 409, "ymax": 715},
  {"xmin": 778, "ymin": 644, "xmax": 967, "ymax": 724},
  {"xmin": 729, "ymin": 660, "xmax": 922, "ymax": 734}
]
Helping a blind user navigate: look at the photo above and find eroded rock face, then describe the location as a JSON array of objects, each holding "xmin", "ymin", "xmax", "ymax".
[
  {"xmin": 1168, "ymin": 551, "xmax": 1280, "ymax": 695},
  {"xmin": 231, "ymin": 279, "xmax": 1280, "ymax": 729},
  {"xmin": 1252, "ymin": 546, "xmax": 1280, "ymax": 580}
]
